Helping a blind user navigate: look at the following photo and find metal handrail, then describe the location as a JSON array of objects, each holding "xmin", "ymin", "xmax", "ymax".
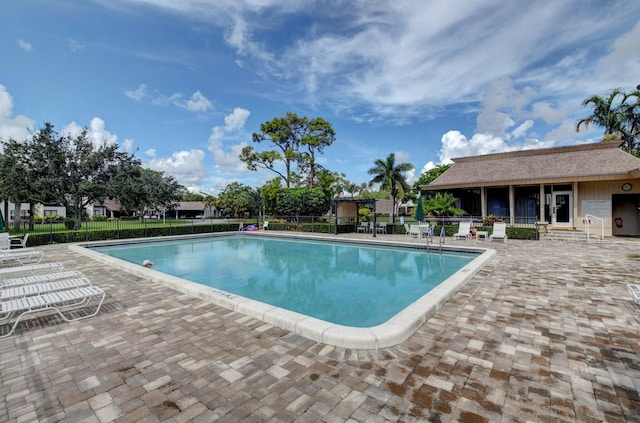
[{"xmin": 584, "ymin": 214, "xmax": 604, "ymax": 242}]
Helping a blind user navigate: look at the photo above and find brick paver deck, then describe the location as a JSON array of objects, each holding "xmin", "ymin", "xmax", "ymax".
[{"xmin": 1, "ymin": 234, "xmax": 639, "ymax": 422}]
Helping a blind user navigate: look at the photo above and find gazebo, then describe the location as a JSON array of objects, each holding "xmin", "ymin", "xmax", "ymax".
[{"xmin": 332, "ymin": 198, "xmax": 377, "ymax": 237}]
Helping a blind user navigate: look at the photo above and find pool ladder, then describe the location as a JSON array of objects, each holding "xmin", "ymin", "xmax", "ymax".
[{"xmin": 426, "ymin": 226, "xmax": 445, "ymax": 253}]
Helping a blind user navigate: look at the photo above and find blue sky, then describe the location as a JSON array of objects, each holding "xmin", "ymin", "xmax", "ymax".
[{"xmin": 1, "ymin": 0, "xmax": 639, "ymax": 195}]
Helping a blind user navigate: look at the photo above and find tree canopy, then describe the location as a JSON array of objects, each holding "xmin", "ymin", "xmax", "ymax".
[
  {"xmin": 240, "ymin": 112, "xmax": 336, "ymax": 188},
  {"xmin": 577, "ymin": 88, "xmax": 640, "ymax": 155},
  {"xmin": 0, "ymin": 122, "xmax": 183, "ymax": 226}
]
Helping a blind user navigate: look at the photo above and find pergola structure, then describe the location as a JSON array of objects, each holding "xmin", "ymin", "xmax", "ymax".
[{"xmin": 332, "ymin": 198, "xmax": 377, "ymax": 237}]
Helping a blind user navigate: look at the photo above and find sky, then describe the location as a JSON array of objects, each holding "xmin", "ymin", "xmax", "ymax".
[{"xmin": 1, "ymin": 0, "xmax": 639, "ymax": 195}]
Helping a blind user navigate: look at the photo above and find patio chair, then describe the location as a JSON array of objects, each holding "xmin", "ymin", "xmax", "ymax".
[
  {"xmin": 452, "ymin": 221, "xmax": 472, "ymax": 241},
  {"xmin": 0, "ymin": 249, "xmax": 45, "ymax": 266},
  {"xmin": 489, "ymin": 222, "xmax": 508, "ymax": 243},
  {"xmin": 1, "ymin": 277, "xmax": 93, "ymax": 301},
  {"xmin": 408, "ymin": 225, "xmax": 421, "ymax": 238},
  {"xmin": 376, "ymin": 222, "xmax": 387, "ymax": 234},
  {"xmin": 0, "ymin": 262, "xmax": 65, "ymax": 280},
  {"xmin": 0, "ymin": 233, "xmax": 9, "ymax": 250},
  {"xmin": 0, "ymin": 285, "xmax": 106, "ymax": 338},
  {"xmin": 358, "ymin": 222, "xmax": 369, "ymax": 233},
  {"xmin": 10, "ymin": 234, "xmax": 29, "ymax": 248},
  {"xmin": 263, "ymin": 221, "xmax": 269, "ymax": 230},
  {"xmin": 1, "ymin": 270, "xmax": 85, "ymax": 289},
  {"xmin": 627, "ymin": 284, "xmax": 640, "ymax": 305}
]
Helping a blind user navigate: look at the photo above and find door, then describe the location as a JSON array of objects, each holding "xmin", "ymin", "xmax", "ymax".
[
  {"xmin": 612, "ymin": 194, "xmax": 640, "ymax": 236},
  {"xmin": 552, "ymin": 191, "xmax": 573, "ymax": 227}
]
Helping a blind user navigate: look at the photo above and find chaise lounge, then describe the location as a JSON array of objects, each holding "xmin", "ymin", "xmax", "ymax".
[{"xmin": 0, "ymin": 285, "xmax": 106, "ymax": 338}]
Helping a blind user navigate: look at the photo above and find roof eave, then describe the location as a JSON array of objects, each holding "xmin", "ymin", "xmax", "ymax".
[{"xmin": 422, "ymin": 172, "xmax": 639, "ymax": 190}]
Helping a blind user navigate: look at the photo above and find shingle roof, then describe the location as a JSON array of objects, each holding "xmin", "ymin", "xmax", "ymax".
[{"xmin": 424, "ymin": 142, "xmax": 640, "ymax": 189}]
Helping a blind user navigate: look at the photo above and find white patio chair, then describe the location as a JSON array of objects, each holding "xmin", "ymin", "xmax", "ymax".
[
  {"xmin": 489, "ymin": 222, "xmax": 508, "ymax": 243},
  {"xmin": 1, "ymin": 270, "xmax": 85, "ymax": 289},
  {"xmin": 358, "ymin": 222, "xmax": 369, "ymax": 233},
  {"xmin": 1, "ymin": 277, "xmax": 93, "ymax": 301},
  {"xmin": 10, "ymin": 234, "xmax": 29, "ymax": 248},
  {"xmin": 263, "ymin": 221, "xmax": 269, "ymax": 230},
  {"xmin": 452, "ymin": 221, "xmax": 472, "ymax": 241},
  {"xmin": 0, "ymin": 285, "xmax": 106, "ymax": 338},
  {"xmin": 0, "ymin": 249, "xmax": 44, "ymax": 266},
  {"xmin": 0, "ymin": 262, "xmax": 65, "ymax": 280},
  {"xmin": 408, "ymin": 225, "xmax": 421, "ymax": 238}
]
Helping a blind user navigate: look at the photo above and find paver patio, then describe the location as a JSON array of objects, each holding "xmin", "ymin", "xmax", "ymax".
[{"xmin": 1, "ymin": 234, "xmax": 639, "ymax": 422}]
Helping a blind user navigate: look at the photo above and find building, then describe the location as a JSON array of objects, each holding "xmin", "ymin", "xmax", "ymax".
[{"xmin": 422, "ymin": 142, "xmax": 640, "ymax": 237}]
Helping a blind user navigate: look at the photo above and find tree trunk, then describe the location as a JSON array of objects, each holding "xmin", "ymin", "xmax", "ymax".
[{"xmin": 12, "ymin": 202, "xmax": 22, "ymax": 233}]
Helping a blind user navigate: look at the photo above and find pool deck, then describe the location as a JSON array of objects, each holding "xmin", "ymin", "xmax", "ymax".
[{"xmin": 1, "ymin": 234, "xmax": 639, "ymax": 422}]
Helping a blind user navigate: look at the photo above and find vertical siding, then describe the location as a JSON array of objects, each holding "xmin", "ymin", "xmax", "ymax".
[{"xmin": 577, "ymin": 181, "xmax": 638, "ymax": 236}]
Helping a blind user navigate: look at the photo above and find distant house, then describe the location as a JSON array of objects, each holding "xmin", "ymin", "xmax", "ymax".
[
  {"xmin": 422, "ymin": 142, "xmax": 640, "ymax": 237},
  {"xmin": 0, "ymin": 201, "xmax": 66, "ymax": 222},
  {"xmin": 90, "ymin": 199, "xmax": 122, "ymax": 218},
  {"xmin": 172, "ymin": 201, "xmax": 221, "ymax": 219}
]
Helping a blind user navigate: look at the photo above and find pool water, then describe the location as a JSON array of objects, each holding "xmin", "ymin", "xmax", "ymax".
[{"xmin": 92, "ymin": 236, "xmax": 477, "ymax": 327}]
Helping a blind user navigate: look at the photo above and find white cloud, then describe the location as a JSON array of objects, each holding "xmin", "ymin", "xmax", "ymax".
[
  {"xmin": 178, "ymin": 90, "xmax": 214, "ymax": 112},
  {"xmin": 0, "ymin": 85, "xmax": 35, "ymax": 142},
  {"xmin": 124, "ymin": 84, "xmax": 214, "ymax": 113},
  {"xmin": 208, "ymin": 107, "xmax": 251, "ymax": 173},
  {"xmin": 146, "ymin": 149, "xmax": 208, "ymax": 186},
  {"xmin": 68, "ymin": 38, "xmax": 85, "ymax": 53},
  {"xmin": 61, "ymin": 117, "xmax": 119, "ymax": 147},
  {"xmin": 439, "ymin": 130, "xmax": 553, "ymax": 163},
  {"xmin": 224, "ymin": 107, "xmax": 250, "ymax": 131},
  {"xmin": 594, "ymin": 20, "xmax": 640, "ymax": 85},
  {"xmin": 124, "ymin": 84, "xmax": 149, "ymax": 102},
  {"xmin": 17, "ymin": 39, "xmax": 32, "ymax": 51},
  {"xmin": 511, "ymin": 120, "xmax": 534, "ymax": 138}
]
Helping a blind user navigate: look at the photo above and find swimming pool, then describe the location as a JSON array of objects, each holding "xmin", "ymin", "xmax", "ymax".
[{"xmin": 71, "ymin": 233, "xmax": 495, "ymax": 348}]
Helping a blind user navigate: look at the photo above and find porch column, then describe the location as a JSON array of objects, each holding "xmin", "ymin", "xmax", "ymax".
[
  {"xmin": 573, "ymin": 181, "xmax": 578, "ymax": 229},
  {"xmin": 480, "ymin": 187, "xmax": 486, "ymax": 219},
  {"xmin": 539, "ymin": 184, "xmax": 545, "ymax": 222},
  {"xmin": 509, "ymin": 185, "xmax": 515, "ymax": 225}
]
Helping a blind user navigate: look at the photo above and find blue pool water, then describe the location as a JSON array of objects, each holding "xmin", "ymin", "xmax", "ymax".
[{"xmin": 92, "ymin": 236, "xmax": 476, "ymax": 327}]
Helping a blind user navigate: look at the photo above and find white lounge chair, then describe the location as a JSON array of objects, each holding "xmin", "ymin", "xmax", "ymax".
[
  {"xmin": 0, "ymin": 249, "xmax": 45, "ymax": 266},
  {"xmin": 0, "ymin": 285, "xmax": 106, "ymax": 338},
  {"xmin": 1, "ymin": 271, "xmax": 85, "ymax": 288},
  {"xmin": 0, "ymin": 262, "xmax": 65, "ymax": 280},
  {"xmin": 10, "ymin": 234, "xmax": 29, "ymax": 248},
  {"xmin": 263, "ymin": 221, "xmax": 269, "ymax": 230},
  {"xmin": 1, "ymin": 277, "xmax": 93, "ymax": 301},
  {"xmin": 452, "ymin": 221, "xmax": 472, "ymax": 241},
  {"xmin": 408, "ymin": 225, "xmax": 421, "ymax": 238},
  {"xmin": 419, "ymin": 224, "xmax": 430, "ymax": 239},
  {"xmin": 489, "ymin": 222, "xmax": 508, "ymax": 243},
  {"xmin": 627, "ymin": 284, "xmax": 640, "ymax": 305}
]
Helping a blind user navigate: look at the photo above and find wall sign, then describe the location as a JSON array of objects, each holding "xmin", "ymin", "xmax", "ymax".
[{"xmin": 581, "ymin": 200, "xmax": 611, "ymax": 217}]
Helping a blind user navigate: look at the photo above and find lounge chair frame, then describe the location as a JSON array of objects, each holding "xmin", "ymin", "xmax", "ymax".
[{"xmin": 0, "ymin": 286, "xmax": 105, "ymax": 338}]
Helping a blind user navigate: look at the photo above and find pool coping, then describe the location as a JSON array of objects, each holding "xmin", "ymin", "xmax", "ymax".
[{"xmin": 70, "ymin": 232, "xmax": 496, "ymax": 349}]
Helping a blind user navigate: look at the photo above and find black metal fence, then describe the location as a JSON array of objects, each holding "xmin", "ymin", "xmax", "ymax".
[{"xmin": 8, "ymin": 214, "xmax": 540, "ymax": 247}]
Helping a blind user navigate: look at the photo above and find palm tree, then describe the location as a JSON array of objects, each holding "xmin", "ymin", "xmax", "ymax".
[
  {"xmin": 620, "ymin": 89, "xmax": 640, "ymax": 155},
  {"xmin": 424, "ymin": 192, "xmax": 466, "ymax": 225},
  {"xmin": 576, "ymin": 88, "xmax": 625, "ymax": 137},
  {"xmin": 367, "ymin": 153, "xmax": 414, "ymax": 233}
]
